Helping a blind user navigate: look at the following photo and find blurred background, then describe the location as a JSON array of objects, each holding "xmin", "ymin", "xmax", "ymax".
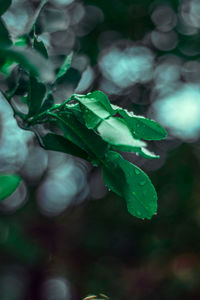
[{"xmin": 0, "ymin": 0, "xmax": 200, "ymax": 299}]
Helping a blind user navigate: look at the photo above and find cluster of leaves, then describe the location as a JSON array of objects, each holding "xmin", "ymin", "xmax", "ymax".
[{"xmin": 0, "ymin": 0, "xmax": 167, "ymax": 219}]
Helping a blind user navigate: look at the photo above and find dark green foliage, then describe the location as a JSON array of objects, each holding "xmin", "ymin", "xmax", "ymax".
[
  {"xmin": 42, "ymin": 133, "xmax": 89, "ymax": 160},
  {"xmin": 0, "ymin": 47, "xmax": 40, "ymax": 76},
  {"xmin": 0, "ymin": 0, "xmax": 12, "ymax": 16},
  {"xmin": 0, "ymin": 2, "xmax": 167, "ymax": 219},
  {"xmin": 39, "ymin": 93, "xmax": 54, "ymax": 113},
  {"xmin": 0, "ymin": 18, "xmax": 12, "ymax": 47},
  {"xmin": 27, "ymin": 76, "xmax": 46, "ymax": 117},
  {"xmin": 102, "ymin": 151, "xmax": 157, "ymax": 219},
  {"xmin": 55, "ymin": 110, "xmax": 109, "ymax": 161},
  {"xmin": 25, "ymin": 87, "xmax": 166, "ymax": 219},
  {"xmin": 114, "ymin": 106, "xmax": 167, "ymax": 140},
  {"xmin": 0, "ymin": 0, "xmax": 12, "ymax": 47}
]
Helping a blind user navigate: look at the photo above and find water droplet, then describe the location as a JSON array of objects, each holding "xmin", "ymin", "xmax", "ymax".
[
  {"xmin": 139, "ymin": 181, "xmax": 146, "ymax": 186},
  {"xmin": 135, "ymin": 169, "xmax": 140, "ymax": 175},
  {"xmin": 136, "ymin": 210, "xmax": 141, "ymax": 216},
  {"xmin": 132, "ymin": 191, "xmax": 136, "ymax": 196},
  {"xmin": 136, "ymin": 124, "xmax": 140, "ymax": 128}
]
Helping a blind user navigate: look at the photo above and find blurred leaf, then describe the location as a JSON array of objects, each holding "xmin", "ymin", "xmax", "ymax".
[
  {"xmin": 27, "ymin": 75, "xmax": 46, "ymax": 117},
  {"xmin": 102, "ymin": 151, "xmax": 157, "ymax": 219},
  {"xmin": 28, "ymin": 0, "xmax": 48, "ymax": 34},
  {"xmin": 0, "ymin": 174, "xmax": 21, "ymax": 201},
  {"xmin": 0, "ymin": 221, "xmax": 43, "ymax": 264},
  {"xmin": 5, "ymin": 66, "xmax": 27, "ymax": 98},
  {"xmin": 113, "ymin": 106, "xmax": 167, "ymax": 141},
  {"xmin": 56, "ymin": 52, "xmax": 73, "ymax": 80},
  {"xmin": 97, "ymin": 117, "xmax": 146, "ymax": 152},
  {"xmin": 33, "ymin": 34, "xmax": 48, "ymax": 58},
  {"xmin": 14, "ymin": 36, "xmax": 27, "ymax": 46},
  {"xmin": 0, "ymin": 46, "xmax": 54, "ymax": 82},
  {"xmin": 0, "ymin": 18, "xmax": 12, "ymax": 47},
  {"xmin": 42, "ymin": 133, "xmax": 89, "ymax": 160},
  {"xmin": 0, "ymin": 0, "xmax": 12, "ymax": 16},
  {"xmin": 0, "ymin": 53, "xmax": 6, "ymax": 69}
]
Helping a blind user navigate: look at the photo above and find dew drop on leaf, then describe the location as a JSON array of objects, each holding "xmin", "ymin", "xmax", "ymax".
[
  {"xmin": 135, "ymin": 169, "xmax": 140, "ymax": 175},
  {"xmin": 139, "ymin": 181, "xmax": 146, "ymax": 186}
]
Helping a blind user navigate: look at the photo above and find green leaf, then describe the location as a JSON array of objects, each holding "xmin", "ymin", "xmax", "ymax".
[
  {"xmin": 102, "ymin": 151, "xmax": 157, "ymax": 219},
  {"xmin": 53, "ymin": 111, "xmax": 109, "ymax": 163},
  {"xmin": 114, "ymin": 107, "xmax": 167, "ymax": 141},
  {"xmin": 0, "ymin": 18, "xmax": 12, "ymax": 47},
  {"xmin": 41, "ymin": 133, "xmax": 89, "ymax": 161},
  {"xmin": 97, "ymin": 117, "xmax": 146, "ymax": 152},
  {"xmin": 56, "ymin": 52, "xmax": 73, "ymax": 80},
  {"xmin": 33, "ymin": 34, "xmax": 48, "ymax": 58},
  {"xmin": 27, "ymin": 75, "xmax": 46, "ymax": 117},
  {"xmin": 84, "ymin": 91, "xmax": 115, "ymax": 115},
  {"xmin": 76, "ymin": 95, "xmax": 112, "ymax": 130},
  {"xmin": 74, "ymin": 91, "xmax": 115, "ymax": 130},
  {"xmin": 0, "ymin": 0, "xmax": 12, "ymax": 16},
  {"xmin": 65, "ymin": 103, "xmax": 85, "ymax": 125},
  {"xmin": 0, "ymin": 174, "xmax": 21, "ymax": 201}
]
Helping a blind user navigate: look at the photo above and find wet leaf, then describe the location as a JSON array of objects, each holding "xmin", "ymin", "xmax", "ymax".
[
  {"xmin": 76, "ymin": 95, "xmax": 112, "ymax": 129},
  {"xmin": 102, "ymin": 151, "xmax": 157, "ymax": 219},
  {"xmin": 97, "ymin": 117, "xmax": 146, "ymax": 152},
  {"xmin": 75, "ymin": 91, "xmax": 115, "ymax": 130},
  {"xmin": 115, "ymin": 107, "xmax": 167, "ymax": 141},
  {"xmin": 52, "ymin": 111, "xmax": 109, "ymax": 163},
  {"xmin": 84, "ymin": 90, "xmax": 115, "ymax": 115}
]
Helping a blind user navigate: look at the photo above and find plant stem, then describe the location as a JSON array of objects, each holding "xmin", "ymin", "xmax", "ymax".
[{"xmin": 27, "ymin": 94, "xmax": 77, "ymax": 125}]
